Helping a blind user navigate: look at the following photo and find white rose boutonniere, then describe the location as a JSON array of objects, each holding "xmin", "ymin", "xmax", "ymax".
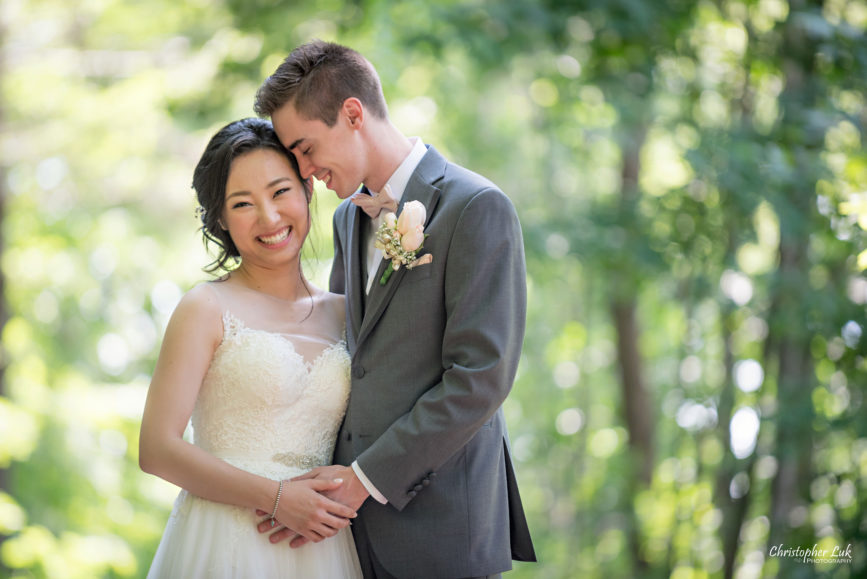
[{"xmin": 374, "ymin": 200, "xmax": 433, "ymax": 285}]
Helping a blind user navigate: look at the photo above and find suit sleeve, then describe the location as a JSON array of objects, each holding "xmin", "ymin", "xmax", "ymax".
[{"xmin": 356, "ymin": 187, "xmax": 527, "ymax": 509}]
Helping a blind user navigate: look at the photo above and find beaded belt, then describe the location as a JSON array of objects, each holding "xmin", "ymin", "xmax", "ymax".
[{"xmin": 271, "ymin": 452, "xmax": 322, "ymax": 471}]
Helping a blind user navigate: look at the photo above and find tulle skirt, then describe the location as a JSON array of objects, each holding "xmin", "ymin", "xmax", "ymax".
[{"xmin": 147, "ymin": 490, "xmax": 362, "ymax": 578}]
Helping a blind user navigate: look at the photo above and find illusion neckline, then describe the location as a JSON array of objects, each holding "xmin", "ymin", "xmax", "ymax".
[{"xmin": 220, "ymin": 310, "xmax": 347, "ymax": 370}]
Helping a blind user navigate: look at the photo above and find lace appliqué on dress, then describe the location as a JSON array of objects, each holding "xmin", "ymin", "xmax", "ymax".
[{"xmin": 191, "ymin": 311, "xmax": 351, "ymax": 480}]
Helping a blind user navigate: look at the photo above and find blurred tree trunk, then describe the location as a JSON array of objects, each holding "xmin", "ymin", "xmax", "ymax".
[
  {"xmin": 613, "ymin": 128, "xmax": 654, "ymax": 487},
  {"xmin": 611, "ymin": 125, "xmax": 654, "ymax": 575},
  {"xmin": 714, "ymin": 22, "xmax": 761, "ymax": 576},
  {"xmin": 612, "ymin": 298, "xmax": 654, "ymax": 486},
  {"xmin": 768, "ymin": 0, "xmax": 823, "ymax": 561},
  {"xmin": 715, "ymin": 264, "xmax": 750, "ymax": 579}
]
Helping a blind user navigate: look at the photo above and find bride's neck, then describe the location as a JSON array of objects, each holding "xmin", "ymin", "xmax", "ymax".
[{"xmin": 232, "ymin": 264, "xmax": 310, "ymax": 303}]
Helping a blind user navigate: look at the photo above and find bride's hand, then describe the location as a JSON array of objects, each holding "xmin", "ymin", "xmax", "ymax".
[{"xmin": 256, "ymin": 478, "xmax": 356, "ymax": 545}]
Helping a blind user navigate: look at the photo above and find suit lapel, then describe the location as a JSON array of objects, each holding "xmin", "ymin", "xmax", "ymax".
[
  {"xmin": 357, "ymin": 156, "xmax": 443, "ymax": 347},
  {"xmin": 346, "ymin": 201, "xmax": 366, "ymax": 341}
]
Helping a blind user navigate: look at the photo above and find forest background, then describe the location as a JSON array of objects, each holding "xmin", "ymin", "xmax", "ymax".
[{"xmin": 0, "ymin": 0, "xmax": 865, "ymax": 578}]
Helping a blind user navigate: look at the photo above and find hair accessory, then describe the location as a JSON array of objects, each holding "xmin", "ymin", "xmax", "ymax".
[
  {"xmin": 195, "ymin": 206, "xmax": 206, "ymax": 224},
  {"xmin": 269, "ymin": 479, "xmax": 284, "ymax": 528}
]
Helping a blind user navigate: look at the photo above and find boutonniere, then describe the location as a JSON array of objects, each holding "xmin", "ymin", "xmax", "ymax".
[{"xmin": 375, "ymin": 200, "xmax": 433, "ymax": 285}]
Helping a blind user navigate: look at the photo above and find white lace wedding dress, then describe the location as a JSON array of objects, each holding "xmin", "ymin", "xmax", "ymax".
[{"xmin": 147, "ymin": 282, "xmax": 362, "ymax": 578}]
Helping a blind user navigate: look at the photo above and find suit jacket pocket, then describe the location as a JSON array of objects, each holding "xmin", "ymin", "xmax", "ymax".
[{"xmin": 401, "ymin": 260, "xmax": 434, "ymax": 284}]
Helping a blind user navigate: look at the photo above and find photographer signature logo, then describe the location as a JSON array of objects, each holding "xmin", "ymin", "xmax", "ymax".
[{"xmin": 768, "ymin": 543, "xmax": 853, "ymax": 565}]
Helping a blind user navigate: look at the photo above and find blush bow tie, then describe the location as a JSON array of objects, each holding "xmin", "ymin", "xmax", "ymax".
[{"xmin": 351, "ymin": 185, "xmax": 398, "ymax": 218}]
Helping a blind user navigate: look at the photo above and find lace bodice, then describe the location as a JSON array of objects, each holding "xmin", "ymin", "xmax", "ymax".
[{"xmin": 191, "ymin": 310, "xmax": 350, "ymax": 480}]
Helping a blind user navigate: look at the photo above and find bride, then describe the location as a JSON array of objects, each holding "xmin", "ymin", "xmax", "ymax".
[{"xmin": 139, "ymin": 117, "xmax": 362, "ymax": 578}]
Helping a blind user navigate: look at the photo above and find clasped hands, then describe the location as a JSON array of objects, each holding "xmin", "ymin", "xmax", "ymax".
[{"xmin": 256, "ymin": 465, "xmax": 370, "ymax": 548}]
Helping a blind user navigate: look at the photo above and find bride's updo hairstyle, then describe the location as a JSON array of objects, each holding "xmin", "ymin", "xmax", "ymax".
[{"xmin": 192, "ymin": 117, "xmax": 308, "ymax": 273}]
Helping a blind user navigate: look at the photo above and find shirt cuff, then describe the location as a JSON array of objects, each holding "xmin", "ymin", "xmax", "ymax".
[{"xmin": 351, "ymin": 461, "xmax": 388, "ymax": 504}]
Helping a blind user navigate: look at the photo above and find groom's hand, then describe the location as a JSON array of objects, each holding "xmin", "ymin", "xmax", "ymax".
[
  {"xmin": 286, "ymin": 465, "xmax": 370, "ymax": 548},
  {"xmin": 293, "ymin": 465, "xmax": 370, "ymax": 510}
]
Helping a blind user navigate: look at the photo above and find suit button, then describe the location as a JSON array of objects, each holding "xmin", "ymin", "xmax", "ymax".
[
  {"xmin": 407, "ymin": 490, "xmax": 417, "ymax": 498},
  {"xmin": 413, "ymin": 484, "xmax": 423, "ymax": 492},
  {"xmin": 422, "ymin": 478, "xmax": 430, "ymax": 487},
  {"xmin": 353, "ymin": 366, "xmax": 365, "ymax": 379}
]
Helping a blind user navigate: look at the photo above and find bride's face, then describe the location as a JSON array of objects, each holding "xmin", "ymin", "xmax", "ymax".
[{"xmin": 222, "ymin": 148, "xmax": 311, "ymax": 269}]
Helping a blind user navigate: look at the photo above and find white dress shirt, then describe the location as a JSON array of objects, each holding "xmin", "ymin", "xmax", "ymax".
[{"xmin": 352, "ymin": 137, "xmax": 427, "ymax": 504}]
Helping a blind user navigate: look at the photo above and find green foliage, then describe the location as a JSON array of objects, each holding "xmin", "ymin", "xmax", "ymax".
[{"xmin": 1, "ymin": 0, "xmax": 866, "ymax": 578}]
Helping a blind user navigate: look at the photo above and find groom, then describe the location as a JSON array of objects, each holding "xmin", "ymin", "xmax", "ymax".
[{"xmin": 254, "ymin": 40, "xmax": 535, "ymax": 578}]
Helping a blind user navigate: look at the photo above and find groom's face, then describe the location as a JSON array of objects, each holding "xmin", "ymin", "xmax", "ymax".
[{"xmin": 271, "ymin": 101, "xmax": 365, "ymax": 200}]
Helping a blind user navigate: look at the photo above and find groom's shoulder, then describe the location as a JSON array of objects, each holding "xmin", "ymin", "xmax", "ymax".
[
  {"xmin": 444, "ymin": 161, "xmax": 495, "ymax": 188},
  {"xmin": 418, "ymin": 146, "xmax": 516, "ymax": 216},
  {"xmin": 429, "ymin": 152, "xmax": 500, "ymax": 197},
  {"xmin": 438, "ymin": 159, "xmax": 516, "ymax": 215},
  {"xmin": 421, "ymin": 146, "xmax": 494, "ymax": 189}
]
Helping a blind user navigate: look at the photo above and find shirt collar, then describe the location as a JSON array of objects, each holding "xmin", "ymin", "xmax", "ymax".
[{"xmin": 374, "ymin": 137, "xmax": 426, "ymax": 204}]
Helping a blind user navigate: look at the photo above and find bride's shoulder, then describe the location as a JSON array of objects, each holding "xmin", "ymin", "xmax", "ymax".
[
  {"xmin": 312, "ymin": 288, "xmax": 346, "ymax": 325},
  {"xmin": 161, "ymin": 282, "xmax": 223, "ymax": 345},
  {"xmin": 174, "ymin": 283, "xmax": 223, "ymax": 319},
  {"xmin": 318, "ymin": 289, "xmax": 344, "ymax": 307}
]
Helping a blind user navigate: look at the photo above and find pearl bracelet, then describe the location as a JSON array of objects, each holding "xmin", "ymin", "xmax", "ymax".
[{"xmin": 269, "ymin": 479, "xmax": 284, "ymax": 528}]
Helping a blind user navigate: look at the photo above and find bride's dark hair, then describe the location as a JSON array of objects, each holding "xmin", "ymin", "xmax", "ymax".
[{"xmin": 192, "ymin": 117, "xmax": 310, "ymax": 274}]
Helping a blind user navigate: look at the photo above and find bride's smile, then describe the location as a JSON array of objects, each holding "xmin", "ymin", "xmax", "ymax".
[{"xmin": 258, "ymin": 225, "xmax": 292, "ymax": 247}]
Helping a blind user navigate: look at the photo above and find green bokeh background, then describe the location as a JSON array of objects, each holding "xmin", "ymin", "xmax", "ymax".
[{"xmin": 1, "ymin": 0, "xmax": 866, "ymax": 577}]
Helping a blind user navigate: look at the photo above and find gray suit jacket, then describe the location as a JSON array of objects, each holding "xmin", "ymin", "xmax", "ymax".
[{"xmin": 330, "ymin": 146, "xmax": 535, "ymax": 578}]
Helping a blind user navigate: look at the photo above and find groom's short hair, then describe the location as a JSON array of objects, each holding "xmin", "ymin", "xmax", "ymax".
[{"xmin": 254, "ymin": 39, "xmax": 389, "ymax": 126}]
